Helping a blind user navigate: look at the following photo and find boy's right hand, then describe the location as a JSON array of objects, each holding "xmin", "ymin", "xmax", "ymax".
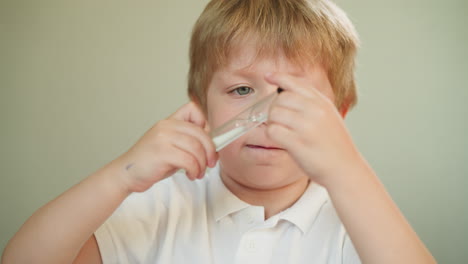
[{"xmin": 115, "ymin": 102, "xmax": 218, "ymax": 193}]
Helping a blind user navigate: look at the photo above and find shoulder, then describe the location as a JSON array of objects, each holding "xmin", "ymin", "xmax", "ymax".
[
  {"xmin": 312, "ymin": 190, "xmax": 361, "ymax": 263},
  {"xmin": 94, "ymin": 171, "xmax": 214, "ymax": 262},
  {"xmin": 117, "ymin": 171, "xmax": 211, "ymax": 217}
]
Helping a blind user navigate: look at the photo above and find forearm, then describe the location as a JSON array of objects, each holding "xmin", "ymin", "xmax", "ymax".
[
  {"xmin": 325, "ymin": 157, "xmax": 436, "ymax": 264},
  {"xmin": 2, "ymin": 158, "xmax": 131, "ymax": 264}
]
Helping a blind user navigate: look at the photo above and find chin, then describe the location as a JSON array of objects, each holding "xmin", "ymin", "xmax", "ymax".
[
  {"xmin": 219, "ymin": 158, "xmax": 305, "ymax": 190},
  {"xmin": 218, "ymin": 139, "xmax": 306, "ymax": 189}
]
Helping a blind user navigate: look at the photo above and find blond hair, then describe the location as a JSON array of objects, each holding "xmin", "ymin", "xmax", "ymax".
[{"xmin": 188, "ymin": 0, "xmax": 360, "ymax": 112}]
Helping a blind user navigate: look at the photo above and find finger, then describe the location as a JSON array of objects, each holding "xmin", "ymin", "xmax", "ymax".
[
  {"xmin": 273, "ymin": 90, "xmax": 313, "ymax": 112},
  {"xmin": 172, "ymin": 121, "xmax": 218, "ymax": 167},
  {"xmin": 170, "ymin": 101, "xmax": 207, "ymax": 128},
  {"xmin": 272, "ymin": 92, "xmax": 333, "ymax": 125},
  {"xmin": 266, "ymin": 122, "xmax": 301, "ymax": 150},
  {"xmin": 171, "ymin": 133, "xmax": 206, "ymax": 177},
  {"xmin": 265, "ymin": 72, "xmax": 316, "ymax": 99},
  {"xmin": 271, "ymin": 79, "xmax": 336, "ymax": 121},
  {"xmin": 268, "ymin": 104, "xmax": 302, "ymax": 131},
  {"xmin": 166, "ymin": 146, "xmax": 201, "ymax": 180},
  {"xmin": 268, "ymin": 106, "xmax": 317, "ymax": 146}
]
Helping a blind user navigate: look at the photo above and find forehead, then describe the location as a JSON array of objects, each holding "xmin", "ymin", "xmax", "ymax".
[
  {"xmin": 209, "ymin": 37, "xmax": 335, "ymax": 101},
  {"xmin": 220, "ymin": 37, "xmax": 309, "ymax": 76}
]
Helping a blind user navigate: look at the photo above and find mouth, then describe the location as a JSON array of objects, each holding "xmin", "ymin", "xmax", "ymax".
[{"xmin": 246, "ymin": 144, "xmax": 284, "ymax": 150}]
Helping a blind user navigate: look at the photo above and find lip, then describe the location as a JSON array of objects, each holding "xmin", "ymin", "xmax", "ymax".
[{"xmin": 246, "ymin": 144, "xmax": 284, "ymax": 150}]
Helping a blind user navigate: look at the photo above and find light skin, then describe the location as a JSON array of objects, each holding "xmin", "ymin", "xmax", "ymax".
[
  {"xmin": 205, "ymin": 47, "xmax": 341, "ymax": 218},
  {"xmin": 1, "ymin": 43, "xmax": 436, "ymax": 263}
]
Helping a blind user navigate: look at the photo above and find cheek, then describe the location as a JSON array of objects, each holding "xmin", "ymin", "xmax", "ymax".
[
  {"xmin": 313, "ymin": 77, "xmax": 334, "ymax": 102},
  {"xmin": 321, "ymin": 83, "xmax": 335, "ymax": 103},
  {"xmin": 207, "ymin": 103, "xmax": 242, "ymax": 129},
  {"xmin": 218, "ymin": 131, "xmax": 247, "ymax": 152},
  {"xmin": 217, "ymin": 138, "xmax": 246, "ymax": 167},
  {"xmin": 206, "ymin": 101, "xmax": 222, "ymax": 129},
  {"xmin": 206, "ymin": 89, "xmax": 254, "ymax": 130}
]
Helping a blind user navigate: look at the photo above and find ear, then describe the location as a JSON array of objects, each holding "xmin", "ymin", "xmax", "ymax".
[{"xmin": 339, "ymin": 104, "xmax": 350, "ymax": 119}]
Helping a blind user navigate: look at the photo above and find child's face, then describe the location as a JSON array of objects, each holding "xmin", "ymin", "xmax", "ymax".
[{"xmin": 206, "ymin": 42, "xmax": 335, "ymax": 190}]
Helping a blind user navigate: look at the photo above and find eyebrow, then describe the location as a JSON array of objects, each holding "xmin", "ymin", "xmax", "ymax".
[
  {"xmin": 232, "ymin": 67, "xmax": 259, "ymax": 78},
  {"xmin": 214, "ymin": 64, "xmax": 258, "ymax": 79}
]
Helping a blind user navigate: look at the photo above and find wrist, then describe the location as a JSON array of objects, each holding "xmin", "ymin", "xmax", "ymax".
[
  {"xmin": 320, "ymin": 153, "xmax": 376, "ymax": 192},
  {"xmin": 98, "ymin": 156, "xmax": 135, "ymax": 197}
]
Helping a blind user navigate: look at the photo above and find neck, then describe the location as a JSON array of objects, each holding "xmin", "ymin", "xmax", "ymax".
[{"xmin": 220, "ymin": 173, "xmax": 309, "ymax": 219}]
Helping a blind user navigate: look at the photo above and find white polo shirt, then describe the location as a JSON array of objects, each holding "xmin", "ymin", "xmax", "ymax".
[{"xmin": 95, "ymin": 164, "xmax": 361, "ymax": 264}]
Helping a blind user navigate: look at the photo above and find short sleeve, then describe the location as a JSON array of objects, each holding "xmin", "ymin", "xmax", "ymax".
[
  {"xmin": 94, "ymin": 180, "xmax": 171, "ymax": 263},
  {"xmin": 342, "ymin": 234, "xmax": 361, "ymax": 264}
]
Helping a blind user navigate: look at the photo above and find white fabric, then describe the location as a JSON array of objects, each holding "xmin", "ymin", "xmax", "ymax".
[{"xmin": 95, "ymin": 164, "xmax": 361, "ymax": 264}]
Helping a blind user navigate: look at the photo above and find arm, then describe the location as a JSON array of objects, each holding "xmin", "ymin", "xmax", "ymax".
[
  {"xmin": 2, "ymin": 102, "xmax": 217, "ymax": 264},
  {"xmin": 327, "ymin": 156, "xmax": 436, "ymax": 264},
  {"xmin": 265, "ymin": 71, "xmax": 436, "ymax": 264},
  {"xmin": 1, "ymin": 159, "xmax": 130, "ymax": 264},
  {"xmin": 73, "ymin": 235, "xmax": 102, "ymax": 264}
]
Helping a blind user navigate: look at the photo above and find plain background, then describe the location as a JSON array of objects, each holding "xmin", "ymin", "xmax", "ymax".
[{"xmin": 1, "ymin": 0, "xmax": 466, "ymax": 263}]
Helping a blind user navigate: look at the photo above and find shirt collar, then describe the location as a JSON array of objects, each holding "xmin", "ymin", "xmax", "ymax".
[
  {"xmin": 207, "ymin": 164, "xmax": 250, "ymax": 222},
  {"xmin": 279, "ymin": 181, "xmax": 329, "ymax": 234},
  {"xmin": 207, "ymin": 164, "xmax": 329, "ymax": 234}
]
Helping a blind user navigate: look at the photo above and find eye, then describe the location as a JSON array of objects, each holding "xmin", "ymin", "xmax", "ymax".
[{"xmin": 230, "ymin": 86, "xmax": 253, "ymax": 96}]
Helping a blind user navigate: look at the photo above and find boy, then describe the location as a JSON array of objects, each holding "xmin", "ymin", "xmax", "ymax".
[{"xmin": 2, "ymin": 0, "xmax": 436, "ymax": 263}]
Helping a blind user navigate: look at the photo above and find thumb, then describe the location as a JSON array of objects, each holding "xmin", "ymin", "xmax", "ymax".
[{"xmin": 170, "ymin": 101, "xmax": 207, "ymax": 128}]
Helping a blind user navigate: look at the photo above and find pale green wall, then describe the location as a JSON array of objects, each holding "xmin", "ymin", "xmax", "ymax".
[{"xmin": 1, "ymin": 0, "xmax": 466, "ymax": 263}]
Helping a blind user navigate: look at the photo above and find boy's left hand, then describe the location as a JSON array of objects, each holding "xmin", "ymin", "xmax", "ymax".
[{"xmin": 265, "ymin": 70, "xmax": 361, "ymax": 188}]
